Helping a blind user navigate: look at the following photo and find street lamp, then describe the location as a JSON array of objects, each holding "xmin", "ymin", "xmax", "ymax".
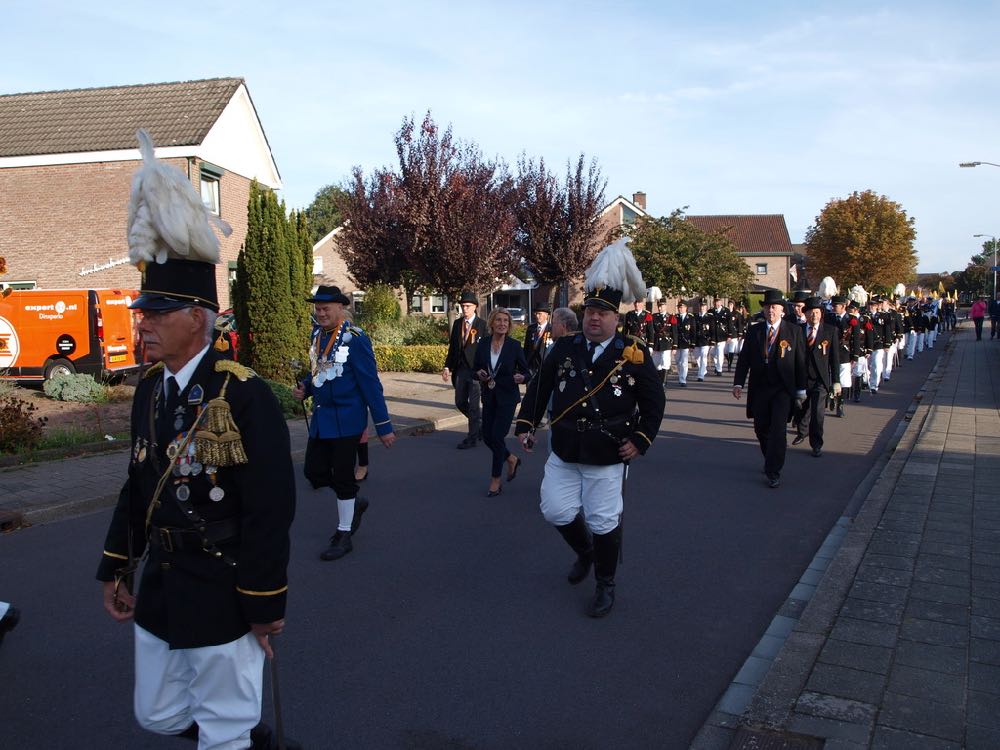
[
  {"xmin": 960, "ymin": 161, "xmax": 1000, "ymax": 168},
  {"xmin": 973, "ymin": 234, "xmax": 997, "ymax": 299}
]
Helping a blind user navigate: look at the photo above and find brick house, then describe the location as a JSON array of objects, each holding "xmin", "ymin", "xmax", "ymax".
[
  {"xmin": 685, "ymin": 214, "xmax": 795, "ymax": 296},
  {"xmin": 0, "ymin": 77, "xmax": 281, "ymax": 309}
]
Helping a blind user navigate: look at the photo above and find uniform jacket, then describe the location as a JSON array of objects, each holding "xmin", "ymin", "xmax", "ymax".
[
  {"xmin": 97, "ymin": 351, "xmax": 296, "ymax": 649},
  {"xmin": 474, "ymin": 336, "xmax": 529, "ymax": 407},
  {"xmin": 674, "ymin": 313, "xmax": 696, "ymax": 348},
  {"xmin": 303, "ymin": 323, "xmax": 393, "ymax": 438},
  {"xmin": 623, "ymin": 309, "xmax": 654, "ymax": 343},
  {"xmin": 733, "ymin": 320, "xmax": 807, "ymax": 420},
  {"xmin": 710, "ymin": 307, "xmax": 732, "ymax": 340},
  {"xmin": 827, "ymin": 311, "xmax": 861, "ymax": 362},
  {"xmin": 524, "ymin": 321, "xmax": 551, "ymax": 371},
  {"xmin": 869, "ymin": 310, "xmax": 889, "ymax": 348},
  {"xmin": 515, "ymin": 333, "xmax": 665, "ymax": 466},
  {"xmin": 651, "ymin": 312, "xmax": 676, "ymax": 351},
  {"xmin": 803, "ymin": 321, "xmax": 840, "ymax": 391},
  {"xmin": 693, "ymin": 312, "xmax": 714, "ymax": 346},
  {"xmin": 729, "ymin": 309, "xmax": 746, "ymax": 337},
  {"xmin": 445, "ymin": 315, "xmax": 488, "ymax": 376}
]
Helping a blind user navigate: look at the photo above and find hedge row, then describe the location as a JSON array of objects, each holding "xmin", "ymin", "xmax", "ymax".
[{"xmin": 374, "ymin": 345, "xmax": 447, "ymax": 373}]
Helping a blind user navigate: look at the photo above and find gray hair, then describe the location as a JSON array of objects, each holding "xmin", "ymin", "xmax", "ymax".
[
  {"xmin": 552, "ymin": 307, "xmax": 578, "ymax": 333},
  {"xmin": 183, "ymin": 306, "xmax": 218, "ymax": 344}
]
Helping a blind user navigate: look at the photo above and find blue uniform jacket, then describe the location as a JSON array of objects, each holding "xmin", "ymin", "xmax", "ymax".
[{"xmin": 303, "ymin": 323, "xmax": 393, "ymax": 439}]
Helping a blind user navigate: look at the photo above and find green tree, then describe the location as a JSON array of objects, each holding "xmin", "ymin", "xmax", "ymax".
[
  {"xmin": 304, "ymin": 184, "xmax": 348, "ymax": 245},
  {"xmin": 953, "ymin": 238, "xmax": 995, "ymax": 296},
  {"xmin": 804, "ymin": 190, "xmax": 917, "ymax": 290}
]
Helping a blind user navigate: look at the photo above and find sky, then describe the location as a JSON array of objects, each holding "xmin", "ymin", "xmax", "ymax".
[{"xmin": 5, "ymin": 0, "xmax": 1000, "ymax": 274}]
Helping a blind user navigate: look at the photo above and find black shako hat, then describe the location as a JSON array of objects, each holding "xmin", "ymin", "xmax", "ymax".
[
  {"xmin": 831, "ymin": 295, "xmax": 848, "ymax": 306},
  {"xmin": 583, "ymin": 286, "xmax": 623, "ymax": 312},
  {"xmin": 130, "ymin": 258, "xmax": 219, "ymax": 311},
  {"xmin": 804, "ymin": 296, "xmax": 824, "ymax": 311},
  {"xmin": 791, "ymin": 290, "xmax": 811, "ymax": 303},
  {"xmin": 761, "ymin": 290, "xmax": 788, "ymax": 307},
  {"xmin": 306, "ymin": 285, "xmax": 351, "ymax": 305},
  {"xmin": 458, "ymin": 291, "xmax": 479, "ymax": 305}
]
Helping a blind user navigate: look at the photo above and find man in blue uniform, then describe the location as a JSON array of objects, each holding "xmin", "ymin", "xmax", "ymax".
[{"xmin": 294, "ymin": 285, "xmax": 395, "ymax": 561}]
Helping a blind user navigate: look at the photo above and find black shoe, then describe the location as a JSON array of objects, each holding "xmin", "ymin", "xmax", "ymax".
[
  {"xmin": 767, "ymin": 474, "xmax": 780, "ymax": 488},
  {"xmin": 715, "ymin": 370, "xmax": 723, "ymax": 376},
  {"xmin": 506, "ymin": 457, "xmax": 522, "ymax": 482},
  {"xmin": 812, "ymin": 447, "xmax": 823, "ymax": 458},
  {"xmin": 487, "ymin": 485, "xmax": 503, "ymax": 497},
  {"xmin": 351, "ymin": 498, "xmax": 369, "ymax": 535},
  {"xmin": 836, "ymin": 403, "xmax": 844, "ymax": 418},
  {"xmin": 250, "ymin": 722, "xmax": 302, "ymax": 750},
  {"xmin": 697, "ymin": 377, "xmax": 704, "ymax": 382},
  {"xmin": 587, "ymin": 579, "xmax": 615, "ymax": 618},
  {"xmin": 568, "ymin": 555, "xmax": 593, "ymax": 585},
  {"xmin": 320, "ymin": 530, "xmax": 352, "ymax": 560},
  {"xmin": 792, "ymin": 434, "xmax": 806, "ymax": 445},
  {"xmin": 0, "ymin": 605, "xmax": 19, "ymax": 645},
  {"xmin": 457, "ymin": 437, "xmax": 477, "ymax": 449},
  {"xmin": 678, "ymin": 382, "xmax": 687, "ymax": 387}
]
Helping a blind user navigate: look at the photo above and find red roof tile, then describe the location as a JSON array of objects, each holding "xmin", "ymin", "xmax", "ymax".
[{"xmin": 685, "ymin": 215, "xmax": 793, "ymax": 255}]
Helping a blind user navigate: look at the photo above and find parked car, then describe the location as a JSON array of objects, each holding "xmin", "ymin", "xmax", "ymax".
[{"xmin": 506, "ymin": 307, "xmax": 526, "ymax": 324}]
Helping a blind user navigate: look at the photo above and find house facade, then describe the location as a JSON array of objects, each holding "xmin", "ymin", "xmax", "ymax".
[
  {"xmin": 0, "ymin": 77, "xmax": 281, "ymax": 309},
  {"xmin": 685, "ymin": 214, "xmax": 794, "ymax": 295}
]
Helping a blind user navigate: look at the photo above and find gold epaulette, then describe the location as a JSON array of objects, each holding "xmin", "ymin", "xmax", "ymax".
[
  {"xmin": 142, "ymin": 362, "xmax": 165, "ymax": 380},
  {"xmin": 349, "ymin": 325, "xmax": 364, "ymax": 337},
  {"xmin": 621, "ymin": 336, "xmax": 646, "ymax": 365},
  {"xmin": 214, "ymin": 360, "xmax": 256, "ymax": 382}
]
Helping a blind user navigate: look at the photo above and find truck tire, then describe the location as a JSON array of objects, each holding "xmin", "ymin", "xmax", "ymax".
[{"xmin": 43, "ymin": 358, "xmax": 76, "ymax": 381}]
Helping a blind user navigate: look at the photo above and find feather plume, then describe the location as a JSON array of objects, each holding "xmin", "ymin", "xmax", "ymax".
[
  {"xmin": 127, "ymin": 129, "xmax": 231, "ymax": 266},
  {"xmin": 847, "ymin": 284, "xmax": 868, "ymax": 307},
  {"xmin": 817, "ymin": 276, "xmax": 838, "ymax": 299},
  {"xmin": 647, "ymin": 286, "xmax": 663, "ymax": 303},
  {"xmin": 584, "ymin": 237, "xmax": 647, "ymax": 303},
  {"xmin": 893, "ymin": 283, "xmax": 906, "ymax": 298}
]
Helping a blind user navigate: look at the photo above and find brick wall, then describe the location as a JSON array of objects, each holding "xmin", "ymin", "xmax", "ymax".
[{"xmin": 0, "ymin": 157, "xmax": 248, "ymax": 309}]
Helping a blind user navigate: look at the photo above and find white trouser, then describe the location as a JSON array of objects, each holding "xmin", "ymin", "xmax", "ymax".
[
  {"xmin": 540, "ymin": 452, "xmax": 623, "ymax": 534},
  {"xmin": 853, "ymin": 355, "xmax": 869, "ymax": 382},
  {"xmin": 897, "ymin": 337, "xmax": 906, "ymax": 353},
  {"xmin": 883, "ymin": 346, "xmax": 896, "ymax": 378},
  {"xmin": 838, "ymin": 362, "xmax": 852, "ymax": 388},
  {"xmin": 712, "ymin": 341, "xmax": 726, "ymax": 372},
  {"xmin": 725, "ymin": 337, "xmax": 740, "ymax": 354},
  {"xmin": 927, "ymin": 329, "xmax": 936, "ymax": 348},
  {"xmin": 134, "ymin": 625, "xmax": 264, "ymax": 750},
  {"xmin": 916, "ymin": 332, "xmax": 926, "ymax": 353},
  {"xmin": 652, "ymin": 349, "xmax": 672, "ymax": 371},
  {"xmin": 676, "ymin": 348, "xmax": 690, "ymax": 383},
  {"xmin": 868, "ymin": 349, "xmax": 884, "ymax": 390},
  {"xmin": 695, "ymin": 345, "xmax": 709, "ymax": 379},
  {"xmin": 906, "ymin": 333, "xmax": 917, "ymax": 359}
]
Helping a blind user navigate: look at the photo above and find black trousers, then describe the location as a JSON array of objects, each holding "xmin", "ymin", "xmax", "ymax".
[
  {"xmin": 974, "ymin": 318, "xmax": 985, "ymax": 340},
  {"xmin": 304, "ymin": 435, "xmax": 362, "ymax": 499},
  {"xmin": 751, "ymin": 386, "xmax": 792, "ymax": 477},
  {"xmin": 795, "ymin": 385, "xmax": 828, "ymax": 450},
  {"xmin": 481, "ymin": 397, "xmax": 516, "ymax": 478},
  {"xmin": 991, "ymin": 316, "xmax": 999, "ymax": 338},
  {"xmin": 453, "ymin": 367, "xmax": 482, "ymax": 440}
]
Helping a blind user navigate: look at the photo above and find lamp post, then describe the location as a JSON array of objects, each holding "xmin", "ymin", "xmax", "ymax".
[
  {"xmin": 960, "ymin": 161, "xmax": 1000, "ymax": 168},
  {"xmin": 973, "ymin": 234, "xmax": 998, "ymax": 300}
]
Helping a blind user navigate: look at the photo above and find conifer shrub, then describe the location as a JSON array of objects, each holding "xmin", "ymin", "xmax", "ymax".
[{"xmin": 43, "ymin": 373, "xmax": 107, "ymax": 403}]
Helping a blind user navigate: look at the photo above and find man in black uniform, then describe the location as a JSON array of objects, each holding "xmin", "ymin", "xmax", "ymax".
[
  {"xmin": 442, "ymin": 291, "xmax": 488, "ymax": 448},
  {"xmin": 524, "ymin": 304, "xmax": 552, "ymax": 375},
  {"xmin": 693, "ymin": 299, "xmax": 714, "ymax": 382},
  {"xmin": 826, "ymin": 295, "xmax": 859, "ymax": 416},
  {"xmin": 515, "ymin": 240, "xmax": 665, "ymax": 618},
  {"xmin": 650, "ymin": 299, "xmax": 676, "ymax": 387},
  {"xmin": 709, "ymin": 297, "xmax": 731, "ymax": 376},
  {"xmin": 97, "ymin": 132, "xmax": 297, "ymax": 750},
  {"xmin": 623, "ymin": 298, "xmax": 654, "ymax": 342},
  {"xmin": 732, "ymin": 290, "xmax": 807, "ymax": 488},
  {"xmin": 791, "ymin": 297, "xmax": 840, "ymax": 456},
  {"xmin": 867, "ymin": 296, "xmax": 889, "ymax": 393},
  {"xmin": 674, "ymin": 300, "xmax": 696, "ymax": 387}
]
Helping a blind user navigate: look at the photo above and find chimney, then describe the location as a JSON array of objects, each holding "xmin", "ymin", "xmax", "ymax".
[{"xmin": 632, "ymin": 191, "xmax": 647, "ymax": 210}]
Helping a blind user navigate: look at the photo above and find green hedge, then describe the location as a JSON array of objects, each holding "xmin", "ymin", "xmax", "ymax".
[{"xmin": 374, "ymin": 345, "xmax": 447, "ymax": 373}]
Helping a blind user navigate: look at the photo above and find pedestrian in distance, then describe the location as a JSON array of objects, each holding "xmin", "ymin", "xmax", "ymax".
[
  {"xmin": 442, "ymin": 291, "xmax": 488, "ymax": 449},
  {"xmin": 991, "ymin": 295, "xmax": 1000, "ymax": 339},
  {"xmin": 791, "ymin": 297, "xmax": 840, "ymax": 457},
  {"xmin": 0, "ymin": 600, "xmax": 19, "ymax": 646},
  {"xmin": 293, "ymin": 284, "xmax": 395, "ymax": 561},
  {"xmin": 524, "ymin": 304, "xmax": 552, "ymax": 377},
  {"xmin": 971, "ymin": 296, "xmax": 988, "ymax": 341},
  {"xmin": 673, "ymin": 300, "xmax": 695, "ymax": 387},
  {"xmin": 732, "ymin": 289, "xmax": 808, "ymax": 488},
  {"xmin": 97, "ymin": 130, "xmax": 300, "ymax": 750},
  {"xmin": 515, "ymin": 237, "xmax": 665, "ymax": 618},
  {"xmin": 474, "ymin": 307, "xmax": 530, "ymax": 497}
]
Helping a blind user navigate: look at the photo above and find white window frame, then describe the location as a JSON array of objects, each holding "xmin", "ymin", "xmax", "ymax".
[{"xmin": 756, "ymin": 263, "xmax": 768, "ymax": 275}]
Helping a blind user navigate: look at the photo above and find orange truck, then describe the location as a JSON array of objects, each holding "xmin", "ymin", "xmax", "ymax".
[{"xmin": 0, "ymin": 288, "xmax": 141, "ymax": 383}]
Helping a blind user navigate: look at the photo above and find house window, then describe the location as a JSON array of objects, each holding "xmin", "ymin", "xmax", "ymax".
[
  {"xmin": 431, "ymin": 294, "xmax": 446, "ymax": 313},
  {"xmin": 0, "ymin": 281, "xmax": 36, "ymax": 291},
  {"xmin": 200, "ymin": 162, "xmax": 223, "ymax": 216},
  {"xmin": 352, "ymin": 291, "xmax": 365, "ymax": 318},
  {"xmin": 756, "ymin": 263, "xmax": 768, "ymax": 275},
  {"xmin": 410, "ymin": 293, "xmax": 424, "ymax": 313},
  {"xmin": 313, "ymin": 256, "xmax": 324, "ymax": 275}
]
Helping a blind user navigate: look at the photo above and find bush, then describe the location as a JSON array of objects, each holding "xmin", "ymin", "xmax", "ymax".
[
  {"xmin": 363, "ymin": 320, "xmax": 406, "ymax": 346},
  {"xmin": 0, "ymin": 394, "xmax": 46, "ymax": 453},
  {"xmin": 264, "ymin": 379, "xmax": 306, "ymax": 419},
  {"xmin": 359, "ymin": 284, "xmax": 401, "ymax": 325},
  {"xmin": 43, "ymin": 372, "xmax": 107, "ymax": 403},
  {"xmin": 508, "ymin": 324, "xmax": 526, "ymax": 344},
  {"xmin": 373, "ymin": 345, "xmax": 447, "ymax": 373}
]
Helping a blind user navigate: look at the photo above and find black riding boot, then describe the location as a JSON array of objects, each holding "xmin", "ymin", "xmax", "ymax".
[
  {"xmin": 588, "ymin": 526, "xmax": 621, "ymax": 618},
  {"xmin": 852, "ymin": 376, "xmax": 862, "ymax": 402},
  {"xmin": 726, "ymin": 353, "xmax": 733, "ymax": 371},
  {"xmin": 659, "ymin": 369, "xmax": 668, "ymax": 389},
  {"xmin": 555, "ymin": 514, "xmax": 593, "ymax": 585},
  {"xmin": 836, "ymin": 394, "xmax": 845, "ymax": 418}
]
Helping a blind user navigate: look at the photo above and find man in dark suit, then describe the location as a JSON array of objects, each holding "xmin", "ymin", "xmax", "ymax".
[
  {"xmin": 523, "ymin": 305, "xmax": 552, "ymax": 375},
  {"xmin": 442, "ymin": 291, "xmax": 488, "ymax": 449},
  {"xmin": 732, "ymin": 290, "xmax": 807, "ymax": 488},
  {"xmin": 792, "ymin": 297, "xmax": 841, "ymax": 457}
]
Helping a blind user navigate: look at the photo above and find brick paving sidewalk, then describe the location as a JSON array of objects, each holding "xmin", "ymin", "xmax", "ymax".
[{"xmin": 697, "ymin": 333, "xmax": 1000, "ymax": 749}]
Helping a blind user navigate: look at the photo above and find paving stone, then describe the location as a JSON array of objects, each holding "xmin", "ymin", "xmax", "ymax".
[
  {"xmin": 849, "ymin": 580, "xmax": 909, "ymax": 605},
  {"xmin": 972, "ymin": 564, "xmax": 1000, "ymax": 583},
  {"xmin": 894, "ymin": 640, "xmax": 967, "ymax": 676},
  {"xmin": 870, "ymin": 541, "xmax": 923, "ymax": 558},
  {"xmin": 830, "ymin": 617, "xmax": 898, "ymax": 649},
  {"xmin": 904, "ymin": 599, "xmax": 970, "ymax": 627},
  {"xmin": 877, "ymin": 518, "xmax": 925, "ymax": 534},
  {"xmin": 972, "ymin": 550, "xmax": 1000, "ymax": 567},
  {"xmin": 856, "ymin": 564, "xmax": 913, "ymax": 588},
  {"xmin": 913, "ymin": 564, "xmax": 970, "ymax": 588},
  {"xmin": 778, "ymin": 597, "xmax": 808, "ymax": 620},
  {"xmin": 887, "ymin": 663, "xmax": 964, "ymax": 705},
  {"xmin": 878, "ymin": 691, "xmax": 965, "ymax": 741},
  {"xmin": 922, "ymin": 530, "xmax": 972, "ymax": 546},
  {"xmin": 871, "ymin": 726, "xmax": 961, "ymax": 750},
  {"xmin": 966, "ymin": 723, "xmax": 1000, "ymax": 750},
  {"xmin": 967, "ymin": 690, "xmax": 1000, "ymax": 730},
  {"xmin": 840, "ymin": 597, "xmax": 904, "ymax": 626},
  {"xmin": 971, "ymin": 615, "xmax": 1000, "ymax": 641},
  {"xmin": 795, "ymin": 690, "xmax": 877, "ymax": 724},
  {"xmin": 805, "ymin": 662, "xmax": 886, "ymax": 705},
  {"xmin": 968, "ymin": 661, "xmax": 1000, "ymax": 696},
  {"xmin": 732, "ymin": 655, "xmax": 771, "ymax": 687},
  {"xmin": 819, "ymin": 639, "xmax": 893, "ymax": 675},
  {"xmin": 899, "ymin": 618, "xmax": 969, "ymax": 647},
  {"xmin": 717, "ymin": 682, "xmax": 755, "ymax": 716},
  {"xmin": 863, "ymin": 553, "xmax": 915, "ymax": 571},
  {"xmin": 751, "ymin": 633, "xmax": 785, "ymax": 660},
  {"xmin": 872, "ymin": 529, "xmax": 922, "ymax": 547},
  {"xmin": 910, "ymin": 581, "xmax": 969, "ymax": 606},
  {"xmin": 918, "ymin": 553, "xmax": 970, "ymax": 572},
  {"xmin": 919, "ymin": 541, "xmax": 968, "ymax": 559},
  {"xmin": 788, "ymin": 713, "xmax": 871, "ymax": 744},
  {"xmin": 972, "ymin": 595, "xmax": 1000, "ymax": 619},
  {"xmin": 972, "ymin": 578, "xmax": 1000, "ymax": 600}
]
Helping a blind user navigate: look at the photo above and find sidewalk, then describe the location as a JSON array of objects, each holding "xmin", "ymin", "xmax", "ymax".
[
  {"xmin": 0, "ymin": 371, "xmax": 463, "ymax": 526},
  {"xmin": 694, "ymin": 329, "xmax": 1000, "ymax": 749}
]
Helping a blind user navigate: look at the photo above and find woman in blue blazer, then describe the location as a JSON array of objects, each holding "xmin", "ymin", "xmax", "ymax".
[{"xmin": 474, "ymin": 308, "xmax": 530, "ymax": 496}]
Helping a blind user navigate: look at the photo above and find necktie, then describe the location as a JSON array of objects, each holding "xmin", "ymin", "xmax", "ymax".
[
  {"xmin": 808, "ymin": 326, "xmax": 816, "ymax": 345},
  {"xmin": 158, "ymin": 376, "xmax": 180, "ymax": 447},
  {"xmin": 588, "ymin": 340, "xmax": 599, "ymax": 362},
  {"xmin": 463, "ymin": 320, "xmax": 470, "ymax": 343}
]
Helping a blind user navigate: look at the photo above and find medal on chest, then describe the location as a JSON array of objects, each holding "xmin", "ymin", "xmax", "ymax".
[{"xmin": 312, "ymin": 324, "xmax": 351, "ymax": 386}]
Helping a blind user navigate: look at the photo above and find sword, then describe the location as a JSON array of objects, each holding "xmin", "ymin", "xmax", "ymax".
[
  {"xmin": 619, "ymin": 456, "xmax": 629, "ymax": 565},
  {"xmin": 269, "ymin": 636, "xmax": 286, "ymax": 750}
]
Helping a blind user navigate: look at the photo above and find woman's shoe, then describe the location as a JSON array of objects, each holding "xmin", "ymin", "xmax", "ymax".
[
  {"xmin": 506, "ymin": 457, "xmax": 522, "ymax": 482},
  {"xmin": 487, "ymin": 484, "xmax": 503, "ymax": 497}
]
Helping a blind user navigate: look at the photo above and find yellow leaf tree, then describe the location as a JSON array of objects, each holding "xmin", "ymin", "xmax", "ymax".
[{"xmin": 804, "ymin": 190, "xmax": 917, "ymax": 290}]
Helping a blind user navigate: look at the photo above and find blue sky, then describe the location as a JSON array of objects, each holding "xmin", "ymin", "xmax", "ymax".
[{"xmin": 6, "ymin": 0, "xmax": 1000, "ymax": 273}]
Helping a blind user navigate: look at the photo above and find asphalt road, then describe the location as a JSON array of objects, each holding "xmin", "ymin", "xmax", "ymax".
[{"xmin": 0, "ymin": 342, "xmax": 944, "ymax": 749}]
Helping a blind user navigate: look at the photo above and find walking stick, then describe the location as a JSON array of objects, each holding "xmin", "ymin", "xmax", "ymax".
[
  {"xmin": 269, "ymin": 636, "xmax": 287, "ymax": 750},
  {"xmin": 289, "ymin": 359, "xmax": 310, "ymax": 432}
]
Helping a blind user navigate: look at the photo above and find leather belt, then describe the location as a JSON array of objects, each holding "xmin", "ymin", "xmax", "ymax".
[
  {"xmin": 555, "ymin": 414, "xmax": 632, "ymax": 433},
  {"xmin": 150, "ymin": 518, "xmax": 240, "ymax": 554}
]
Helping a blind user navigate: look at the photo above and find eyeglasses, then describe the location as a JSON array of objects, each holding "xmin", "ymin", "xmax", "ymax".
[{"xmin": 137, "ymin": 307, "xmax": 192, "ymax": 323}]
